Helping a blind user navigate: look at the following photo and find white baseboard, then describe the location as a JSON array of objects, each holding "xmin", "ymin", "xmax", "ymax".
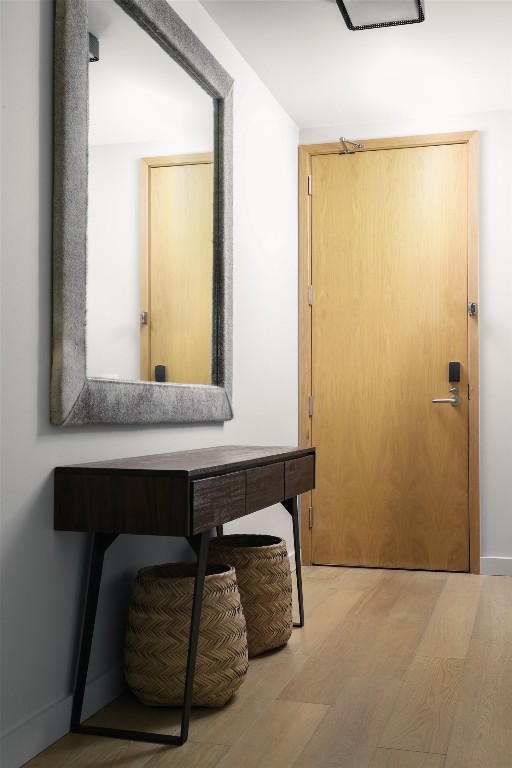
[
  {"xmin": 0, "ymin": 665, "xmax": 125, "ymax": 768},
  {"xmin": 480, "ymin": 557, "xmax": 512, "ymax": 576}
]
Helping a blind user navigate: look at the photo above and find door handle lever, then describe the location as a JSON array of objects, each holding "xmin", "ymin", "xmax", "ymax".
[{"xmin": 432, "ymin": 386, "xmax": 460, "ymax": 406}]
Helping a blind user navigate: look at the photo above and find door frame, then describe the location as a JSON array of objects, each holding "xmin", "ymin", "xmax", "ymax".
[
  {"xmin": 139, "ymin": 152, "xmax": 214, "ymax": 380},
  {"xmin": 299, "ymin": 132, "xmax": 480, "ymax": 573}
]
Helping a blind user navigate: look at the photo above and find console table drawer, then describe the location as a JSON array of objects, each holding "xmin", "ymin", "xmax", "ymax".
[
  {"xmin": 192, "ymin": 471, "xmax": 246, "ymax": 533},
  {"xmin": 246, "ymin": 462, "xmax": 284, "ymax": 514},
  {"xmin": 285, "ymin": 455, "xmax": 315, "ymax": 497}
]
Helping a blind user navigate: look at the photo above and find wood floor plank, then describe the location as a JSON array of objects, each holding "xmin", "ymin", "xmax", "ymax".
[
  {"xmin": 293, "ymin": 571, "xmax": 343, "ymax": 616},
  {"xmin": 415, "ymin": 574, "xmax": 482, "ymax": 659},
  {"xmin": 349, "ymin": 570, "xmax": 415, "ymax": 617},
  {"xmin": 85, "ymin": 651, "xmax": 308, "ymax": 747},
  {"xmin": 444, "ymin": 639, "xmax": 512, "ymax": 768},
  {"xmin": 141, "ymin": 741, "xmax": 229, "ymax": 767},
  {"xmin": 471, "ymin": 575, "xmax": 512, "ymax": 644},
  {"xmin": 418, "ymin": 571, "xmax": 452, "ymax": 580},
  {"xmin": 292, "ymin": 677, "xmax": 402, "ymax": 768},
  {"xmin": 215, "ymin": 700, "xmax": 328, "ymax": 768},
  {"xmin": 389, "ymin": 572, "xmax": 447, "ymax": 624},
  {"xmin": 368, "ymin": 748, "xmax": 446, "ymax": 767},
  {"xmin": 283, "ymin": 587, "xmax": 365, "ymax": 656},
  {"xmin": 303, "ymin": 565, "xmax": 347, "ymax": 579},
  {"xmin": 22, "ymin": 733, "xmax": 167, "ymax": 768},
  {"xmin": 333, "ymin": 567, "xmax": 385, "ymax": 589},
  {"xmin": 277, "ymin": 653, "xmax": 352, "ymax": 704},
  {"xmin": 186, "ymin": 651, "xmax": 307, "ymax": 745},
  {"xmin": 354, "ymin": 618, "xmax": 425, "ymax": 680},
  {"xmin": 317, "ymin": 614, "xmax": 381, "ymax": 664},
  {"xmin": 379, "ymin": 656, "xmax": 465, "ymax": 754},
  {"xmin": 85, "ymin": 692, "xmax": 183, "ymax": 739}
]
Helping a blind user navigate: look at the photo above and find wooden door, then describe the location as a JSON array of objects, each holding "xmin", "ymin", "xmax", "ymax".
[
  {"xmin": 140, "ymin": 154, "xmax": 213, "ymax": 384},
  {"xmin": 305, "ymin": 137, "xmax": 478, "ymax": 571}
]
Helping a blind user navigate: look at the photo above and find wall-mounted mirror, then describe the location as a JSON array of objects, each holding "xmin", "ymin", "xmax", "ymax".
[{"xmin": 51, "ymin": 0, "xmax": 234, "ymax": 425}]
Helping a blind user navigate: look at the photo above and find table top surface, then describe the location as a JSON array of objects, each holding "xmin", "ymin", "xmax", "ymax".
[{"xmin": 55, "ymin": 445, "xmax": 315, "ymax": 479}]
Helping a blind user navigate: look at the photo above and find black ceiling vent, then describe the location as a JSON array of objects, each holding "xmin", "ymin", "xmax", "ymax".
[{"xmin": 336, "ymin": 0, "xmax": 425, "ymax": 31}]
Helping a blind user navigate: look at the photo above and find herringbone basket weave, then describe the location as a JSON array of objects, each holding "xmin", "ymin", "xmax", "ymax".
[
  {"xmin": 124, "ymin": 563, "xmax": 248, "ymax": 707},
  {"xmin": 208, "ymin": 534, "xmax": 293, "ymax": 657}
]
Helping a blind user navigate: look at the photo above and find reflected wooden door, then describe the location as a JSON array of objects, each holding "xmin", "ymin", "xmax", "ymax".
[
  {"xmin": 140, "ymin": 154, "xmax": 213, "ymax": 384},
  {"xmin": 310, "ymin": 142, "xmax": 473, "ymax": 570}
]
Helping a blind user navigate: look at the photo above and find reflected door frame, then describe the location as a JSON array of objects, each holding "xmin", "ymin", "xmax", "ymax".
[
  {"xmin": 139, "ymin": 152, "xmax": 214, "ymax": 382},
  {"xmin": 298, "ymin": 132, "xmax": 480, "ymax": 572}
]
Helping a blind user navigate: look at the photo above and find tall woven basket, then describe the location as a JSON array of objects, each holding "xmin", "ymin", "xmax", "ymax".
[
  {"xmin": 124, "ymin": 563, "xmax": 248, "ymax": 708},
  {"xmin": 208, "ymin": 534, "xmax": 293, "ymax": 657}
]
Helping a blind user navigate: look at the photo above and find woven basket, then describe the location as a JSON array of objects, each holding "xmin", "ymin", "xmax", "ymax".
[
  {"xmin": 208, "ymin": 534, "xmax": 292, "ymax": 657},
  {"xmin": 124, "ymin": 563, "xmax": 248, "ymax": 708}
]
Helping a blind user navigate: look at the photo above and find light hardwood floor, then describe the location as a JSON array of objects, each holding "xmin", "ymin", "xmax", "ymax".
[{"xmin": 24, "ymin": 567, "xmax": 512, "ymax": 768}]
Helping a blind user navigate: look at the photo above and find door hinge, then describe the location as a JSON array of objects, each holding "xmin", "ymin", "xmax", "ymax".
[
  {"xmin": 468, "ymin": 384, "xmax": 471, "ymax": 401},
  {"xmin": 468, "ymin": 301, "xmax": 477, "ymax": 317},
  {"xmin": 308, "ymin": 395, "xmax": 313, "ymax": 417},
  {"xmin": 308, "ymin": 175, "xmax": 312, "ymax": 196},
  {"xmin": 140, "ymin": 311, "xmax": 149, "ymax": 325},
  {"xmin": 308, "ymin": 285, "xmax": 313, "ymax": 306},
  {"xmin": 308, "ymin": 506, "xmax": 313, "ymax": 529}
]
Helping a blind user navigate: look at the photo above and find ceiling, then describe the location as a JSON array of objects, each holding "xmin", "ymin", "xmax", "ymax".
[{"xmin": 199, "ymin": 0, "xmax": 512, "ymax": 128}]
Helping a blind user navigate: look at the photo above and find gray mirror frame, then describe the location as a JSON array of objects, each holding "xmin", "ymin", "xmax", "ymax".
[{"xmin": 51, "ymin": 0, "xmax": 234, "ymax": 425}]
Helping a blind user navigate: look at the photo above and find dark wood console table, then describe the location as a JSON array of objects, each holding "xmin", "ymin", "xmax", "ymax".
[{"xmin": 55, "ymin": 445, "xmax": 315, "ymax": 746}]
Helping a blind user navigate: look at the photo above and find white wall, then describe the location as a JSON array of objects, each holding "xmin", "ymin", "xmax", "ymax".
[
  {"xmin": 302, "ymin": 110, "xmax": 512, "ymax": 576},
  {"xmin": 0, "ymin": 2, "xmax": 299, "ymax": 766}
]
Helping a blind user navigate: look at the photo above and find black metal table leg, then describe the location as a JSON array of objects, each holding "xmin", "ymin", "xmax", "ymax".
[
  {"xmin": 282, "ymin": 497, "xmax": 305, "ymax": 628},
  {"xmin": 185, "ymin": 533, "xmax": 203, "ymax": 558},
  {"xmin": 179, "ymin": 528, "xmax": 209, "ymax": 743},
  {"xmin": 71, "ymin": 533, "xmax": 118, "ymax": 731},
  {"xmin": 72, "ymin": 530, "xmax": 210, "ymax": 746}
]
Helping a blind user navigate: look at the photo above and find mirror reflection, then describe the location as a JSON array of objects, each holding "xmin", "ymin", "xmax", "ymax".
[{"xmin": 86, "ymin": 0, "xmax": 214, "ymax": 384}]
